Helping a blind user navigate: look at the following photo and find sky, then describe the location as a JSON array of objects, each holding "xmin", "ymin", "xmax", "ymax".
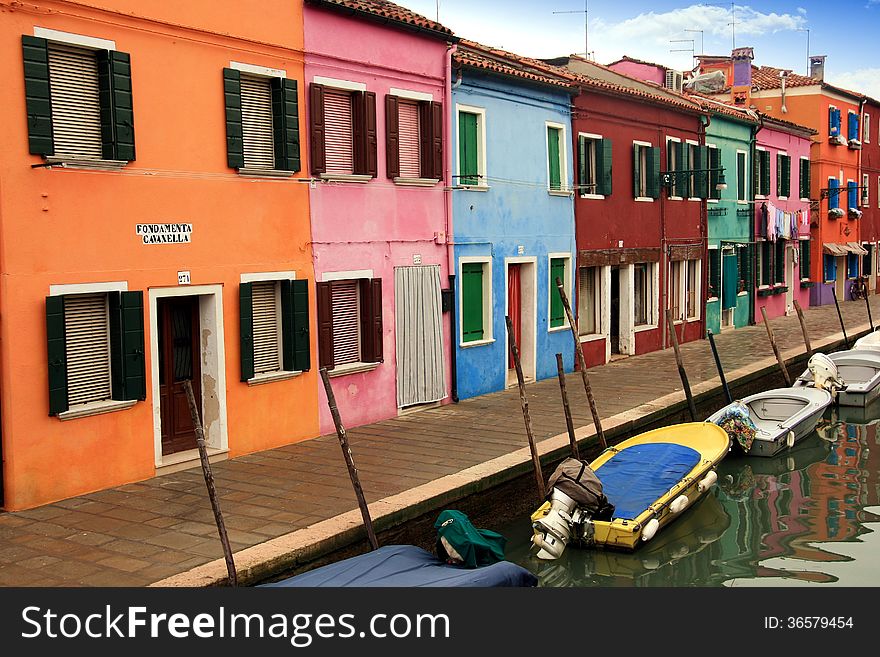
[{"xmin": 394, "ymin": 1, "xmax": 880, "ymax": 98}]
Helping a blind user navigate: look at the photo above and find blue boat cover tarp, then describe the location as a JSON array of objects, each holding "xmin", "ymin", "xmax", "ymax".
[
  {"xmin": 263, "ymin": 545, "xmax": 538, "ymax": 588},
  {"xmin": 597, "ymin": 442, "xmax": 701, "ymax": 520}
]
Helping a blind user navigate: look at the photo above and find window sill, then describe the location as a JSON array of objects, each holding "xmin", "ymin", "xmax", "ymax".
[
  {"xmin": 667, "ymin": 196, "xmax": 683, "ymax": 201},
  {"xmin": 579, "ymin": 193, "xmax": 605, "ymax": 200},
  {"xmin": 460, "ymin": 337, "xmax": 495, "ymax": 348},
  {"xmin": 737, "ymin": 200, "xmax": 749, "ymax": 205},
  {"xmin": 393, "ymin": 177, "xmax": 440, "ymax": 187},
  {"xmin": 58, "ymin": 399, "xmax": 137, "ymax": 421},
  {"xmin": 457, "ymin": 185, "xmax": 490, "ymax": 192},
  {"xmin": 579, "ymin": 333, "xmax": 605, "ymax": 343},
  {"xmin": 247, "ymin": 370, "xmax": 302, "ymax": 386},
  {"xmin": 707, "ymin": 296, "xmax": 719, "ymax": 303},
  {"xmin": 43, "ymin": 157, "xmax": 128, "ymax": 171},
  {"xmin": 707, "ymin": 199, "xmax": 719, "ymax": 204},
  {"xmin": 548, "ymin": 325, "xmax": 569, "ymax": 333},
  {"xmin": 634, "ymin": 324, "xmax": 658, "ymax": 333},
  {"xmin": 548, "ymin": 189, "xmax": 572, "ymax": 197},
  {"xmin": 688, "ymin": 197, "xmax": 702, "ymax": 202},
  {"xmin": 634, "ymin": 197, "xmax": 655, "ymax": 203},
  {"xmin": 778, "ymin": 196, "xmax": 789, "ymax": 201},
  {"xmin": 327, "ymin": 361, "xmax": 380, "ymax": 377},
  {"xmin": 320, "ymin": 173, "xmax": 372, "ymax": 184},
  {"xmin": 237, "ymin": 168, "xmax": 295, "ymax": 179},
  {"xmin": 738, "ymin": 291, "xmax": 748, "ymax": 297}
]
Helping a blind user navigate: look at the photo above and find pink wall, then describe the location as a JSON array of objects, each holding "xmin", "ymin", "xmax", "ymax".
[
  {"xmin": 304, "ymin": 5, "xmax": 452, "ymax": 434},
  {"xmin": 607, "ymin": 61, "xmax": 666, "ymax": 86},
  {"xmin": 755, "ymin": 125, "xmax": 813, "ymax": 321}
]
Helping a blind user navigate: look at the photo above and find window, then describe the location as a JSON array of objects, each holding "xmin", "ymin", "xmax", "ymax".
[
  {"xmin": 775, "ymin": 241, "xmax": 785, "ymax": 285},
  {"xmin": 865, "ymin": 113, "xmax": 871, "ymax": 143},
  {"xmin": 666, "ymin": 138, "xmax": 684, "ymax": 198},
  {"xmin": 687, "ymin": 142, "xmax": 705, "ymax": 199},
  {"xmin": 738, "ymin": 244, "xmax": 752, "ymax": 292},
  {"xmin": 669, "ymin": 260, "xmax": 699, "ymax": 321},
  {"xmin": 847, "ymin": 253, "xmax": 859, "ymax": 280},
  {"xmin": 317, "ymin": 277, "xmax": 383, "ymax": 369},
  {"xmin": 708, "ymin": 146, "xmax": 721, "ymax": 201},
  {"xmin": 633, "ymin": 262, "xmax": 655, "ymax": 326},
  {"xmin": 823, "ymin": 254, "xmax": 837, "ymax": 282},
  {"xmin": 460, "ymin": 261, "xmax": 491, "ymax": 344},
  {"xmin": 759, "ymin": 241, "xmax": 772, "ymax": 286},
  {"xmin": 848, "ymin": 180, "xmax": 858, "ymax": 210},
  {"xmin": 546, "ymin": 124, "xmax": 566, "ymax": 192},
  {"xmin": 847, "ymin": 111, "xmax": 860, "ymax": 143},
  {"xmin": 669, "ymin": 261, "xmax": 682, "ymax": 321},
  {"xmin": 45, "ymin": 290, "xmax": 146, "ymax": 417},
  {"xmin": 309, "ymin": 81, "xmax": 377, "ymax": 178},
  {"xmin": 799, "ymin": 157, "xmax": 811, "ymax": 200},
  {"xmin": 239, "ymin": 278, "xmax": 310, "ymax": 381},
  {"xmin": 457, "ymin": 106, "xmax": 485, "ymax": 187},
  {"xmin": 828, "ymin": 177, "xmax": 840, "ymax": 210},
  {"xmin": 754, "ymin": 148, "xmax": 770, "ymax": 197},
  {"xmin": 633, "ymin": 142, "xmax": 658, "ymax": 199},
  {"xmin": 685, "ymin": 260, "xmax": 699, "ymax": 319},
  {"xmin": 22, "ymin": 32, "xmax": 135, "ymax": 163},
  {"xmin": 737, "ymin": 151, "xmax": 748, "ymax": 202},
  {"xmin": 776, "ymin": 153, "xmax": 791, "ymax": 198},
  {"xmin": 863, "ymin": 174, "xmax": 870, "ymax": 207},
  {"xmin": 578, "ymin": 134, "xmax": 612, "ymax": 196},
  {"xmin": 578, "ymin": 267, "xmax": 600, "ymax": 336},
  {"xmin": 800, "ymin": 240, "xmax": 811, "ymax": 280},
  {"xmin": 863, "ymin": 244, "xmax": 873, "ymax": 280},
  {"xmin": 548, "ymin": 257, "xmax": 570, "ymax": 329},
  {"xmin": 708, "ymin": 249, "xmax": 720, "ymax": 299},
  {"xmin": 385, "ymin": 93, "xmax": 443, "ymax": 181},
  {"xmin": 829, "ymin": 105, "xmax": 841, "ymax": 138}
]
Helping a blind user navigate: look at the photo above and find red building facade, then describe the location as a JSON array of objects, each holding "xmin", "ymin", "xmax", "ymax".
[{"xmin": 862, "ymin": 98, "xmax": 880, "ymax": 291}]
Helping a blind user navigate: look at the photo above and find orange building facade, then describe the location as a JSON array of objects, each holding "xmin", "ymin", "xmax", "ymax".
[{"xmin": 0, "ymin": 1, "xmax": 317, "ymax": 510}]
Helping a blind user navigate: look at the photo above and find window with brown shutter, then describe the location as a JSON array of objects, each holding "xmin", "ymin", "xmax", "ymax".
[
  {"xmin": 398, "ymin": 100, "xmax": 421, "ymax": 178},
  {"xmin": 324, "ymin": 88, "xmax": 354, "ymax": 175},
  {"xmin": 316, "ymin": 278, "xmax": 383, "ymax": 370},
  {"xmin": 313, "ymin": 85, "xmax": 376, "ymax": 178},
  {"xmin": 385, "ymin": 94, "xmax": 400, "ymax": 178}
]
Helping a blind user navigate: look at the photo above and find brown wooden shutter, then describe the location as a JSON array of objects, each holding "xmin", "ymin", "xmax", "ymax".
[
  {"xmin": 309, "ymin": 83, "xmax": 326, "ymax": 174},
  {"xmin": 316, "ymin": 281, "xmax": 334, "ymax": 369},
  {"xmin": 431, "ymin": 101, "xmax": 443, "ymax": 180},
  {"xmin": 385, "ymin": 94, "xmax": 400, "ymax": 178},
  {"xmin": 419, "ymin": 100, "xmax": 432, "ymax": 178},
  {"xmin": 364, "ymin": 91, "xmax": 377, "ymax": 177},
  {"xmin": 352, "ymin": 91, "xmax": 366, "ymax": 174},
  {"xmin": 363, "ymin": 278, "xmax": 383, "ymax": 362}
]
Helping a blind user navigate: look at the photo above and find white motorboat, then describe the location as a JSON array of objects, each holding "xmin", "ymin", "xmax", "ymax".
[
  {"xmin": 793, "ymin": 350, "xmax": 880, "ymax": 407},
  {"xmin": 707, "ymin": 387, "xmax": 832, "ymax": 457},
  {"xmin": 853, "ymin": 330, "xmax": 880, "ymax": 352}
]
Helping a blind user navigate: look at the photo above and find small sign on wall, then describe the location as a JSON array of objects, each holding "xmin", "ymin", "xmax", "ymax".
[
  {"xmin": 136, "ymin": 223, "xmax": 193, "ymax": 245},
  {"xmin": 413, "ymin": 254, "xmax": 422, "ymax": 265},
  {"xmin": 177, "ymin": 271, "xmax": 191, "ymax": 285},
  {"xmin": 517, "ymin": 245, "xmax": 525, "ymax": 255}
]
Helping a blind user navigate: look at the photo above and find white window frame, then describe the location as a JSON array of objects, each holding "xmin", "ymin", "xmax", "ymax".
[
  {"xmin": 34, "ymin": 26, "xmax": 115, "ymax": 51},
  {"xmin": 864, "ymin": 174, "xmax": 871, "ymax": 208},
  {"xmin": 847, "ymin": 178, "xmax": 856, "ymax": 210},
  {"xmin": 736, "ymin": 150, "xmax": 749, "ymax": 204},
  {"xmin": 390, "ymin": 88, "xmax": 439, "ymax": 187},
  {"xmin": 577, "ymin": 265, "xmax": 604, "ymax": 341},
  {"xmin": 455, "ymin": 104, "xmax": 488, "ymax": 191},
  {"xmin": 777, "ymin": 150, "xmax": 789, "ymax": 200},
  {"xmin": 320, "ymin": 270, "xmax": 378, "ymax": 376},
  {"xmin": 865, "ymin": 113, "xmax": 871, "ymax": 143},
  {"xmin": 545, "ymin": 121, "xmax": 568, "ymax": 195},
  {"xmin": 633, "ymin": 140, "xmax": 653, "ymax": 202},
  {"xmin": 459, "ymin": 256, "xmax": 493, "ymax": 347},
  {"xmin": 684, "ymin": 258, "xmax": 701, "ymax": 321},
  {"xmin": 240, "ymin": 271, "xmax": 301, "ymax": 385},
  {"xmin": 686, "ymin": 139, "xmax": 701, "ymax": 201},
  {"xmin": 755, "ymin": 146, "xmax": 768, "ymax": 199},
  {"xmin": 707, "ymin": 245, "xmax": 720, "ymax": 302},
  {"xmin": 578, "ymin": 132, "xmax": 603, "ymax": 199},
  {"xmin": 665, "ymin": 136, "xmax": 683, "ymax": 201},
  {"xmin": 799, "ymin": 155, "xmax": 810, "ymax": 202},
  {"xmin": 633, "ymin": 261, "xmax": 658, "ymax": 330},
  {"xmin": 547, "ymin": 253, "xmax": 572, "ymax": 333}
]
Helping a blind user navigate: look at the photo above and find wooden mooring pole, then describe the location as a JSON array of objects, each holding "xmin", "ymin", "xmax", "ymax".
[
  {"xmin": 320, "ymin": 368, "xmax": 379, "ymax": 551},
  {"xmin": 760, "ymin": 306, "xmax": 791, "ymax": 386},
  {"xmin": 865, "ymin": 288, "xmax": 875, "ymax": 332},
  {"xmin": 706, "ymin": 330, "xmax": 732, "ymax": 404},
  {"xmin": 831, "ymin": 288, "xmax": 850, "ymax": 349},
  {"xmin": 555, "ymin": 277, "xmax": 607, "ymax": 449},
  {"xmin": 506, "ymin": 316, "xmax": 546, "ymax": 501},
  {"xmin": 793, "ymin": 300, "xmax": 812, "ymax": 357},
  {"xmin": 183, "ymin": 379, "xmax": 237, "ymax": 586},
  {"xmin": 665, "ymin": 309, "xmax": 697, "ymax": 421},
  {"xmin": 555, "ymin": 353, "xmax": 580, "ymax": 460}
]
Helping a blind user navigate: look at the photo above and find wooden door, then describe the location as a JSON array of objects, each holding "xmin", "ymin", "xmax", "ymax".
[
  {"xmin": 507, "ymin": 264, "xmax": 522, "ymax": 369},
  {"xmin": 159, "ymin": 297, "xmax": 201, "ymax": 456}
]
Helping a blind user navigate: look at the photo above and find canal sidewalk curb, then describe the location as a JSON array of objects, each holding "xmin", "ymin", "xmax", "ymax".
[{"xmin": 150, "ymin": 320, "xmax": 873, "ymax": 587}]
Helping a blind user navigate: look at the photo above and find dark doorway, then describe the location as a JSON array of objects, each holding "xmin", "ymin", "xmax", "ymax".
[
  {"xmin": 610, "ymin": 266, "xmax": 620, "ymax": 354},
  {"xmin": 507, "ymin": 264, "xmax": 522, "ymax": 369},
  {"xmin": 158, "ymin": 297, "xmax": 201, "ymax": 456}
]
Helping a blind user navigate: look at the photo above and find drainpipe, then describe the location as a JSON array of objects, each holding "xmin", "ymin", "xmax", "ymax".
[
  {"xmin": 699, "ymin": 112, "xmax": 710, "ymax": 340},
  {"xmin": 446, "ymin": 43, "xmax": 459, "ymax": 403},
  {"xmin": 750, "ymin": 113, "xmax": 765, "ymax": 325}
]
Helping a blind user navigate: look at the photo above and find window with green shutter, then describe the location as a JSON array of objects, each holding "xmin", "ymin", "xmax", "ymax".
[
  {"xmin": 800, "ymin": 240, "xmax": 811, "ymax": 280},
  {"xmin": 461, "ymin": 262, "xmax": 486, "ymax": 343},
  {"xmin": 579, "ymin": 135, "xmax": 610, "ymax": 196},
  {"xmin": 547, "ymin": 126, "xmax": 562, "ymax": 191},
  {"xmin": 458, "ymin": 110, "xmax": 480, "ymax": 186},
  {"xmin": 708, "ymin": 146, "xmax": 721, "ymax": 200},
  {"xmin": 708, "ymin": 249, "xmax": 721, "ymax": 299},
  {"xmin": 799, "ymin": 158, "xmax": 811, "ymax": 199},
  {"xmin": 775, "ymin": 241, "xmax": 785, "ymax": 284},
  {"xmin": 737, "ymin": 151, "xmax": 747, "ymax": 202},
  {"xmin": 760, "ymin": 241, "xmax": 772, "ymax": 286},
  {"xmin": 549, "ymin": 258, "xmax": 566, "ymax": 328},
  {"xmin": 777, "ymin": 153, "xmax": 791, "ymax": 198}
]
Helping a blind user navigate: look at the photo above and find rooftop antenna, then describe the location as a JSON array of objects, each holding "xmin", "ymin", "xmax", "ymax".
[
  {"xmin": 684, "ymin": 28, "xmax": 704, "ymax": 57},
  {"xmin": 553, "ymin": 0, "xmax": 589, "ymax": 59},
  {"xmin": 670, "ymin": 38, "xmax": 695, "ymax": 69},
  {"xmin": 797, "ymin": 27, "xmax": 810, "ymax": 76},
  {"xmin": 701, "ymin": 2, "xmax": 736, "ymax": 50}
]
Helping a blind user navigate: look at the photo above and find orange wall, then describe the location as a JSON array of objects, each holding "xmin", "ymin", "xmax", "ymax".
[{"xmin": 0, "ymin": 2, "xmax": 316, "ymax": 509}]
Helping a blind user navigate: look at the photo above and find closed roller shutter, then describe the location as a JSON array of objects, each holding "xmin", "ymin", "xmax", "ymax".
[
  {"xmin": 252, "ymin": 281, "xmax": 280, "ymax": 374},
  {"xmin": 398, "ymin": 100, "xmax": 421, "ymax": 178},
  {"xmin": 48, "ymin": 44, "xmax": 102, "ymax": 159},
  {"xmin": 331, "ymin": 281, "xmax": 360, "ymax": 365},
  {"xmin": 240, "ymin": 75, "xmax": 275, "ymax": 169},
  {"xmin": 324, "ymin": 89, "xmax": 353, "ymax": 174},
  {"xmin": 65, "ymin": 294, "xmax": 111, "ymax": 405}
]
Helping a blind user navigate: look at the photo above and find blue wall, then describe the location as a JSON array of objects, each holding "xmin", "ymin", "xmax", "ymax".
[{"xmin": 453, "ymin": 71, "xmax": 576, "ymax": 400}]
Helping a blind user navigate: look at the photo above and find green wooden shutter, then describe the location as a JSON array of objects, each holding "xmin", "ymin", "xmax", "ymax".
[
  {"xmin": 281, "ymin": 279, "xmax": 310, "ymax": 372},
  {"xmin": 674, "ymin": 141, "xmax": 687, "ymax": 198},
  {"xmin": 776, "ymin": 153, "xmax": 783, "ymax": 197},
  {"xmin": 647, "ymin": 147, "xmax": 660, "ymax": 199},
  {"xmin": 800, "ymin": 240, "xmax": 811, "ymax": 279},
  {"xmin": 577, "ymin": 135, "xmax": 587, "ymax": 193},
  {"xmin": 458, "ymin": 111, "xmax": 478, "ymax": 185},
  {"xmin": 800, "ymin": 158, "xmax": 811, "ymax": 199},
  {"xmin": 775, "ymin": 241, "xmax": 785, "ymax": 284},
  {"xmin": 22, "ymin": 35, "xmax": 54, "ymax": 156},
  {"xmin": 597, "ymin": 138, "xmax": 612, "ymax": 196},
  {"xmin": 46, "ymin": 295, "xmax": 68, "ymax": 415},
  {"xmin": 742, "ymin": 244, "xmax": 753, "ymax": 293},
  {"xmin": 694, "ymin": 145, "xmax": 708, "ymax": 199},
  {"xmin": 782, "ymin": 155, "xmax": 791, "ymax": 198},
  {"xmin": 461, "ymin": 263, "xmax": 484, "ymax": 342},
  {"xmin": 549, "ymin": 259, "xmax": 565, "ymax": 328},
  {"xmin": 761, "ymin": 242, "xmax": 771, "ymax": 285},
  {"xmin": 708, "ymin": 249, "xmax": 721, "ymax": 298},
  {"xmin": 223, "ymin": 68, "xmax": 244, "ymax": 169},
  {"xmin": 753, "ymin": 149, "xmax": 761, "ymax": 196},
  {"xmin": 633, "ymin": 144, "xmax": 641, "ymax": 198},
  {"xmin": 239, "ymin": 282, "xmax": 254, "ymax": 381},
  {"xmin": 722, "ymin": 252, "xmax": 739, "ymax": 309},
  {"xmin": 96, "ymin": 50, "xmax": 135, "ymax": 161},
  {"xmin": 119, "ymin": 291, "xmax": 145, "ymax": 400},
  {"xmin": 709, "ymin": 147, "xmax": 720, "ymax": 200},
  {"xmin": 271, "ymin": 77, "xmax": 300, "ymax": 172},
  {"xmin": 548, "ymin": 127, "xmax": 561, "ymax": 190},
  {"xmin": 761, "ymin": 150, "xmax": 771, "ymax": 196}
]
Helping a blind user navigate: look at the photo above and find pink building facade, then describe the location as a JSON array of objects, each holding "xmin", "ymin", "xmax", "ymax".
[
  {"xmin": 303, "ymin": 1, "xmax": 455, "ymax": 433},
  {"xmin": 606, "ymin": 56, "xmax": 667, "ymax": 87},
  {"xmin": 754, "ymin": 117, "xmax": 815, "ymax": 322}
]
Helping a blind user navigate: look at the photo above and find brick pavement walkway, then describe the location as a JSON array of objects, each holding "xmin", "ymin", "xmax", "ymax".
[{"xmin": 1, "ymin": 295, "xmax": 879, "ymax": 586}]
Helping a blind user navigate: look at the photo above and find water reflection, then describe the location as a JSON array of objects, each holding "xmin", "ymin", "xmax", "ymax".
[{"xmin": 501, "ymin": 399, "xmax": 880, "ymax": 587}]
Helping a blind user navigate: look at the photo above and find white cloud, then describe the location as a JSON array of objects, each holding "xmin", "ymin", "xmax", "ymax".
[
  {"xmin": 829, "ymin": 68, "xmax": 880, "ymax": 100},
  {"xmin": 797, "ymin": 7, "xmax": 807, "ymax": 15}
]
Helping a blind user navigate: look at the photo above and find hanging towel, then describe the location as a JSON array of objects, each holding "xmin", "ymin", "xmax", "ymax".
[
  {"xmin": 767, "ymin": 202, "xmax": 776, "ymax": 241},
  {"xmin": 759, "ymin": 202, "xmax": 769, "ymax": 239}
]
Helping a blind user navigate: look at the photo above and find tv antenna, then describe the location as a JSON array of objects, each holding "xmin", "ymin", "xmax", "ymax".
[{"xmin": 553, "ymin": 1, "xmax": 589, "ymax": 59}]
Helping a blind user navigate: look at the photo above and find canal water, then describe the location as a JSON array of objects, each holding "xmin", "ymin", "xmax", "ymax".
[{"xmin": 499, "ymin": 400, "xmax": 880, "ymax": 587}]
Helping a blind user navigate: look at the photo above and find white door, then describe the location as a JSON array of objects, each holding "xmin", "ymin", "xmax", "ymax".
[{"xmin": 785, "ymin": 246, "xmax": 795, "ymax": 315}]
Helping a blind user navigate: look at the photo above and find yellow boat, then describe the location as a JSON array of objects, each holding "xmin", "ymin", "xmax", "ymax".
[{"xmin": 531, "ymin": 422, "xmax": 730, "ymax": 556}]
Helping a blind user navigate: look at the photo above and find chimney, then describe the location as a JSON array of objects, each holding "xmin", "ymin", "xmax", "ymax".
[
  {"xmin": 730, "ymin": 47, "xmax": 754, "ymax": 107},
  {"xmin": 810, "ymin": 55, "xmax": 826, "ymax": 81}
]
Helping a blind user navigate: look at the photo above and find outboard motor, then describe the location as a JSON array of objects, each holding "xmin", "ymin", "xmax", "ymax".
[
  {"xmin": 808, "ymin": 353, "xmax": 844, "ymax": 392},
  {"xmin": 531, "ymin": 488, "xmax": 588, "ymax": 560}
]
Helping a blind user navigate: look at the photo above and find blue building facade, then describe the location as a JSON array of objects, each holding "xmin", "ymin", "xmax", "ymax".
[{"xmin": 452, "ymin": 45, "xmax": 576, "ymax": 400}]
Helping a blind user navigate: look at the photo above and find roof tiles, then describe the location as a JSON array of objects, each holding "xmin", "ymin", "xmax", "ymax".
[{"xmin": 306, "ymin": 0, "xmax": 454, "ymax": 38}]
